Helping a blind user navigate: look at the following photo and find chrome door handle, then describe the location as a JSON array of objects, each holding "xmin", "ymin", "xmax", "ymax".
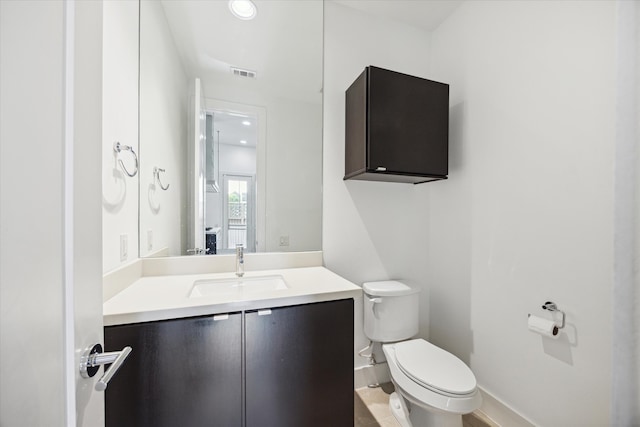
[{"xmin": 80, "ymin": 343, "xmax": 132, "ymax": 391}]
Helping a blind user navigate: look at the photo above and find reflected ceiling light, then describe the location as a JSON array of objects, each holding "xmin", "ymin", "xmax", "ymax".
[
  {"xmin": 240, "ymin": 140, "xmax": 248, "ymax": 144},
  {"xmin": 242, "ymin": 120, "xmax": 251, "ymax": 126},
  {"xmin": 229, "ymin": 0, "xmax": 257, "ymax": 20}
]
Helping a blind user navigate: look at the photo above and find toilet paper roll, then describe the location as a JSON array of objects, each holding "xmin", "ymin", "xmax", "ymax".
[{"xmin": 528, "ymin": 315, "xmax": 559, "ymax": 338}]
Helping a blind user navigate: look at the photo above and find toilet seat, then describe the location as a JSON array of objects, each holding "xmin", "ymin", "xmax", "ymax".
[
  {"xmin": 394, "ymin": 339, "xmax": 477, "ymax": 397},
  {"xmin": 382, "ymin": 340, "xmax": 482, "ymax": 415}
]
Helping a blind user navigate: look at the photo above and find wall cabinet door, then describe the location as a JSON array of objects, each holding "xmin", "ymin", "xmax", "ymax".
[
  {"xmin": 104, "ymin": 314, "xmax": 242, "ymax": 427},
  {"xmin": 344, "ymin": 66, "xmax": 449, "ymax": 184},
  {"xmin": 245, "ymin": 300, "xmax": 354, "ymax": 427}
]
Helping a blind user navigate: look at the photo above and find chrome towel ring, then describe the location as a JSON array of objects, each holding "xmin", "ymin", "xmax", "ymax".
[
  {"xmin": 113, "ymin": 141, "xmax": 138, "ymax": 177},
  {"xmin": 153, "ymin": 166, "xmax": 170, "ymax": 190}
]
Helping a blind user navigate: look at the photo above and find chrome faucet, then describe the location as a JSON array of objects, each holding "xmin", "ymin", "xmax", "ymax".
[{"xmin": 235, "ymin": 244, "xmax": 244, "ymax": 277}]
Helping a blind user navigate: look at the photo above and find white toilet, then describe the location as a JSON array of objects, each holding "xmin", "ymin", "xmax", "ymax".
[{"xmin": 363, "ymin": 281, "xmax": 482, "ymax": 427}]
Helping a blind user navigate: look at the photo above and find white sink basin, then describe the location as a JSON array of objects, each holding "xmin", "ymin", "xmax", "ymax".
[{"xmin": 189, "ymin": 275, "xmax": 288, "ymax": 298}]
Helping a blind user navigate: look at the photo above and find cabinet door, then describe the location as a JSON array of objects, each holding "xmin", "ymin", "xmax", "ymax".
[
  {"xmin": 368, "ymin": 66, "xmax": 449, "ymax": 176},
  {"xmin": 245, "ymin": 300, "xmax": 354, "ymax": 427},
  {"xmin": 104, "ymin": 314, "xmax": 242, "ymax": 427}
]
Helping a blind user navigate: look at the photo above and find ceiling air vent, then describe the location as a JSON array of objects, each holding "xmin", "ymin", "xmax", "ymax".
[{"xmin": 231, "ymin": 67, "xmax": 257, "ymax": 79}]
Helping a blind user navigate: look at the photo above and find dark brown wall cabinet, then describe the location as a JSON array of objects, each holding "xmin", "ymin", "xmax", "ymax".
[
  {"xmin": 345, "ymin": 66, "xmax": 449, "ymax": 184},
  {"xmin": 104, "ymin": 299, "xmax": 354, "ymax": 427}
]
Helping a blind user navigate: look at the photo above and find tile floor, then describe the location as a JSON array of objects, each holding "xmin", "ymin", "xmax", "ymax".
[
  {"xmin": 354, "ymin": 383, "xmax": 494, "ymax": 427},
  {"xmin": 354, "ymin": 383, "xmax": 400, "ymax": 427}
]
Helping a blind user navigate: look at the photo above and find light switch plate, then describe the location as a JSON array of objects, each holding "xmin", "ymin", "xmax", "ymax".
[{"xmin": 279, "ymin": 235, "xmax": 289, "ymax": 247}]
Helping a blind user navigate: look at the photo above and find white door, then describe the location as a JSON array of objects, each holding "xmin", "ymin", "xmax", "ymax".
[
  {"xmin": 187, "ymin": 78, "xmax": 207, "ymax": 254},
  {"xmin": 1, "ymin": 2, "xmax": 114, "ymax": 426},
  {"xmin": 74, "ymin": 1, "xmax": 132, "ymax": 425}
]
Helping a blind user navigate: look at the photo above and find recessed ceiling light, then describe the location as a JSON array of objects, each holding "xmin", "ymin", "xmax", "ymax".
[
  {"xmin": 242, "ymin": 120, "xmax": 251, "ymax": 126},
  {"xmin": 240, "ymin": 140, "xmax": 248, "ymax": 144},
  {"xmin": 229, "ymin": 0, "xmax": 257, "ymax": 21}
]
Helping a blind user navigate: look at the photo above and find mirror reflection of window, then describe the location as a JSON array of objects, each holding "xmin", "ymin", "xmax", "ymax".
[
  {"xmin": 227, "ymin": 179, "xmax": 248, "ymax": 249},
  {"xmin": 223, "ymin": 175, "xmax": 255, "ymax": 252}
]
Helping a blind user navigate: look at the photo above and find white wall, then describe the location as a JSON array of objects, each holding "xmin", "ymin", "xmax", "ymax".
[
  {"xmin": 264, "ymin": 98, "xmax": 322, "ymax": 252},
  {"xmin": 322, "ymin": 2, "xmax": 433, "ymax": 367},
  {"xmin": 220, "ymin": 144, "xmax": 257, "ymax": 176},
  {"xmin": 138, "ymin": 0, "xmax": 189, "ymax": 258},
  {"xmin": 324, "ymin": 1, "xmax": 622, "ymax": 425},
  {"xmin": 427, "ymin": 2, "xmax": 615, "ymax": 425},
  {"xmin": 636, "ymin": 62, "xmax": 640, "ymax": 422},
  {"xmin": 635, "ymin": 3, "xmax": 640, "ymax": 416},
  {"xmin": 102, "ymin": 0, "xmax": 139, "ymax": 272},
  {"xmin": 612, "ymin": 1, "xmax": 640, "ymax": 424}
]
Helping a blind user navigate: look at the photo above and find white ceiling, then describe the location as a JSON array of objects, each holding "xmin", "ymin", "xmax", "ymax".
[
  {"xmin": 212, "ymin": 111, "xmax": 258, "ymax": 148},
  {"xmin": 332, "ymin": 0, "xmax": 464, "ymax": 32}
]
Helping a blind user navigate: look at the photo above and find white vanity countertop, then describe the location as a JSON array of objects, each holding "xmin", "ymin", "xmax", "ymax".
[{"xmin": 103, "ymin": 266, "xmax": 362, "ymax": 326}]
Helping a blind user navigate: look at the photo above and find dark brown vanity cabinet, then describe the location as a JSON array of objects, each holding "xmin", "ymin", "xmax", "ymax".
[
  {"xmin": 345, "ymin": 66, "xmax": 449, "ymax": 184},
  {"xmin": 245, "ymin": 299, "xmax": 354, "ymax": 427},
  {"xmin": 104, "ymin": 314, "xmax": 243, "ymax": 427},
  {"xmin": 104, "ymin": 299, "xmax": 354, "ymax": 427}
]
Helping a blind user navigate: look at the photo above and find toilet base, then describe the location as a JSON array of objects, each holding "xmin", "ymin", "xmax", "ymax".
[
  {"xmin": 389, "ymin": 391, "xmax": 463, "ymax": 427},
  {"xmin": 389, "ymin": 392, "xmax": 411, "ymax": 427}
]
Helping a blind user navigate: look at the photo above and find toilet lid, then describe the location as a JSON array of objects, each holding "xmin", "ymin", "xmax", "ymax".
[
  {"xmin": 394, "ymin": 339, "xmax": 477, "ymax": 396},
  {"xmin": 362, "ymin": 280, "xmax": 419, "ymax": 297}
]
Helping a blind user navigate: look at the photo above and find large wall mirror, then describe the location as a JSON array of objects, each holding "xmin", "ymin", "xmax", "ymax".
[{"xmin": 138, "ymin": 0, "xmax": 323, "ymax": 257}]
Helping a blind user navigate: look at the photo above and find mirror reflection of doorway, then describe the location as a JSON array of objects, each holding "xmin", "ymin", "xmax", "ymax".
[
  {"xmin": 205, "ymin": 107, "xmax": 258, "ymax": 254},
  {"xmin": 223, "ymin": 174, "xmax": 256, "ymax": 252}
]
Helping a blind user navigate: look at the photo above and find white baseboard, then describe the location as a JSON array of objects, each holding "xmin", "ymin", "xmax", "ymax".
[{"xmin": 477, "ymin": 387, "xmax": 536, "ymax": 427}]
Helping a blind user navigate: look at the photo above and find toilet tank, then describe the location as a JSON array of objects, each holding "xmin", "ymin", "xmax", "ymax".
[{"xmin": 363, "ymin": 281, "xmax": 420, "ymax": 343}]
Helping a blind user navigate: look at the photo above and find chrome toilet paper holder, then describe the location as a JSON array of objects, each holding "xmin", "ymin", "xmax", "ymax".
[{"xmin": 540, "ymin": 301, "xmax": 565, "ymax": 329}]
